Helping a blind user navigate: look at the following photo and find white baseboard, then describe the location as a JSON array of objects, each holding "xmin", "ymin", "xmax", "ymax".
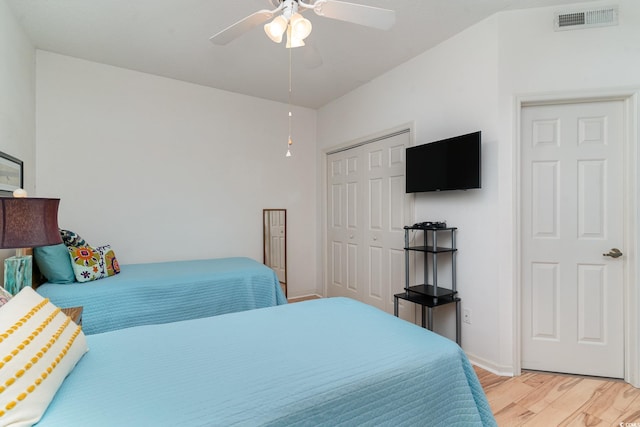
[
  {"xmin": 465, "ymin": 351, "xmax": 515, "ymax": 377},
  {"xmin": 287, "ymin": 293, "xmax": 322, "ymax": 301}
]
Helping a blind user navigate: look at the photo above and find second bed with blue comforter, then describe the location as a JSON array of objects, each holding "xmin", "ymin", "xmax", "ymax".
[
  {"xmin": 37, "ymin": 297, "xmax": 496, "ymax": 426},
  {"xmin": 36, "ymin": 257, "xmax": 287, "ymax": 334}
]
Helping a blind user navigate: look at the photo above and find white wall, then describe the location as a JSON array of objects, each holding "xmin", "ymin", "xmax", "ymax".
[
  {"xmin": 318, "ymin": 0, "xmax": 640, "ymax": 374},
  {"xmin": 0, "ymin": 1, "xmax": 35, "ymax": 275},
  {"xmin": 0, "ymin": 1, "xmax": 34, "ymax": 185},
  {"xmin": 35, "ymin": 52, "xmax": 318, "ymax": 298}
]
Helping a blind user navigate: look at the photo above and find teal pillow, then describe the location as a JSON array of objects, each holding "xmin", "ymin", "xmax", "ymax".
[{"xmin": 33, "ymin": 243, "xmax": 76, "ymax": 284}]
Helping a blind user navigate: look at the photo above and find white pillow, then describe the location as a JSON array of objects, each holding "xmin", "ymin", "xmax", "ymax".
[
  {"xmin": 0, "ymin": 287, "xmax": 88, "ymax": 426},
  {"xmin": 0, "ymin": 287, "xmax": 12, "ymax": 308}
]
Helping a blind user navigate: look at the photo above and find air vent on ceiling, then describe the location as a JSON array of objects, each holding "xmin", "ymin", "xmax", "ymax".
[{"xmin": 555, "ymin": 6, "xmax": 618, "ymax": 31}]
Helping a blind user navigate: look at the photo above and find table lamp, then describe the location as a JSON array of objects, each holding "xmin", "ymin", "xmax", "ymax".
[{"xmin": 0, "ymin": 193, "xmax": 62, "ymax": 295}]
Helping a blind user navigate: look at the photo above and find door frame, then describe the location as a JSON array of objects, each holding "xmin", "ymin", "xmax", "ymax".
[
  {"xmin": 321, "ymin": 122, "xmax": 415, "ymax": 301},
  {"xmin": 514, "ymin": 89, "xmax": 639, "ymax": 387}
]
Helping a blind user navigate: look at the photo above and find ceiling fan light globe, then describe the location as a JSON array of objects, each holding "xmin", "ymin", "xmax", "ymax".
[
  {"xmin": 285, "ymin": 24, "xmax": 305, "ymax": 48},
  {"xmin": 290, "ymin": 13, "xmax": 312, "ymax": 40},
  {"xmin": 264, "ymin": 28, "xmax": 283, "ymax": 43},
  {"xmin": 264, "ymin": 15, "xmax": 288, "ymax": 43}
]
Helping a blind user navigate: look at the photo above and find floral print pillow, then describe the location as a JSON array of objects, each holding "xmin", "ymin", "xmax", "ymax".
[{"xmin": 68, "ymin": 245, "xmax": 121, "ymax": 283}]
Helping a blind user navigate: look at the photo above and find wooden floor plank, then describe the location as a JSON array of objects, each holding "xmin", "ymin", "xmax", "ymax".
[
  {"xmin": 558, "ymin": 412, "xmax": 604, "ymax": 427},
  {"xmin": 582, "ymin": 381, "xmax": 629, "ymax": 423},
  {"xmin": 612, "ymin": 384, "xmax": 640, "ymax": 413},
  {"xmin": 613, "ymin": 394, "xmax": 640, "ymax": 426},
  {"xmin": 494, "ymin": 402, "xmax": 536, "ymax": 426},
  {"xmin": 522, "ymin": 404, "xmax": 574, "ymax": 427},
  {"xmin": 486, "ymin": 378, "xmax": 537, "ymax": 414},
  {"xmin": 517, "ymin": 374, "xmax": 573, "ymax": 413},
  {"xmin": 549, "ymin": 378, "xmax": 607, "ymax": 413}
]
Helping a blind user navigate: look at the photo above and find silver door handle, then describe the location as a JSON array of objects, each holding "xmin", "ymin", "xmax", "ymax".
[{"xmin": 603, "ymin": 248, "xmax": 623, "ymax": 258}]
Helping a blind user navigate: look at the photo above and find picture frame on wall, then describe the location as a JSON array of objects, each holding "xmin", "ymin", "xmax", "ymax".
[{"xmin": 0, "ymin": 151, "xmax": 23, "ymax": 197}]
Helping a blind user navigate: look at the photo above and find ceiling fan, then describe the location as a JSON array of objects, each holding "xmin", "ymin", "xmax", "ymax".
[{"xmin": 209, "ymin": 0, "xmax": 396, "ymax": 48}]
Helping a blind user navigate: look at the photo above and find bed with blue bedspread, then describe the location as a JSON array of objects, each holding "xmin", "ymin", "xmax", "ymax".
[
  {"xmin": 36, "ymin": 257, "xmax": 287, "ymax": 335},
  {"xmin": 35, "ymin": 297, "xmax": 496, "ymax": 426}
]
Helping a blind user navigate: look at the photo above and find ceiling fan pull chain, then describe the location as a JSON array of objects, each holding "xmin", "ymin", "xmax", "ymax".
[{"xmin": 286, "ymin": 38, "xmax": 294, "ymax": 158}]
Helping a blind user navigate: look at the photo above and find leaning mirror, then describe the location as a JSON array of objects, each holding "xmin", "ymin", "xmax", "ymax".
[{"xmin": 263, "ymin": 209, "xmax": 287, "ymax": 297}]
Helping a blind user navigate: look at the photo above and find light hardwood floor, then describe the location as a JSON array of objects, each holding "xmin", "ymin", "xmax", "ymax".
[{"xmin": 475, "ymin": 366, "xmax": 640, "ymax": 426}]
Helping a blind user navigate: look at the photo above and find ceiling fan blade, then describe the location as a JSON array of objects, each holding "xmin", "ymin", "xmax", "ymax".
[
  {"xmin": 313, "ymin": 0, "xmax": 395, "ymax": 30},
  {"xmin": 210, "ymin": 10, "xmax": 275, "ymax": 45},
  {"xmin": 303, "ymin": 41, "xmax": 323, "ymax": 69}
]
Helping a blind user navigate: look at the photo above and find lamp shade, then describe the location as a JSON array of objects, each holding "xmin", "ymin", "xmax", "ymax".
[
  {"xmin": 290, "ymin": 13, "xmax": 312, "ymax": 40},
  {"xmin": 264, "ymin": 15, "xmax": 288, "ymax": 43},
  {"xmin": 0, "ymin": 198, "xmax": 62, "ymax": 249},
  {"xmin": 285, "ymin": 25, "xmax": 305, "ymax": 48}
]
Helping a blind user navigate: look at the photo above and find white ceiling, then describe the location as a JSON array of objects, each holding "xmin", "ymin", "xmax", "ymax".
[{"xmin": 7, "ymin": 0, "xmax": 598, "ymax": 109}]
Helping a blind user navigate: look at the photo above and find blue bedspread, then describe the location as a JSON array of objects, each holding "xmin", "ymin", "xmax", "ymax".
[
  {"xmin": 36, "ymin": 257, "xmax": 287, "ymax": 335},
  {"xmin": 38, "ymin": 297, "xmax": 496, "ymax": 426}
]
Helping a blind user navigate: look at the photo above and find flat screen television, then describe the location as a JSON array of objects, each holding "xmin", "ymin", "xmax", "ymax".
[{"xmin": 405, "ymin": 131, "xmax": 481, "ymax": 193}]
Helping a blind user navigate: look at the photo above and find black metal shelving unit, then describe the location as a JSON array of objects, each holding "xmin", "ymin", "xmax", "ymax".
[{"xmin": 394, "ymin": 225, "xmax": 461, "ymax": 344}]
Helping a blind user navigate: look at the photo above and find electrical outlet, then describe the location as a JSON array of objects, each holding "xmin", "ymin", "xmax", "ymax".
[{"xmin": 463, "ymin": 309, "xmax": 471, "ymax": 324}]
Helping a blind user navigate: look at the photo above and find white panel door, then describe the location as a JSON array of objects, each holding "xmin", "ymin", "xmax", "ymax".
[
  {"xmin": 327, "ymin": 130, "xmax": 411, "ymax": 315},
  {"xmin": 327, "ymin": 150, "xmax": 363, "ymax": 300},
  {"xmin": 521, "ymin": 100, "xmax": 624, "ymax": 378},
  {"xmin": 362, "ymin": 134, "xmax": 409, "ymax": 313}
]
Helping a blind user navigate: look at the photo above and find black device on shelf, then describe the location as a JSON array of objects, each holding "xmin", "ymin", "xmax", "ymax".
[
  {"xmin": 410, "ymin": 221, "xmax": 447, "ymax": 229},
  {"xmin": 405, "ymin": 131, "xmax": 481, "ymax": 193}
]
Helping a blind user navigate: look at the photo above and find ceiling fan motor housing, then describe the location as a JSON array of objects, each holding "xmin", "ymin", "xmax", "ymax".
[{"xmin": 270, "ymin": 0, "xmax": 317, "ymax": 9}]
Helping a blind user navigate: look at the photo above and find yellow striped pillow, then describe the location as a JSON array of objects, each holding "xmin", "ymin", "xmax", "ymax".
[{"xmin": 0, "ymin": 286, "xmax": 88, "ymax": 426}]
